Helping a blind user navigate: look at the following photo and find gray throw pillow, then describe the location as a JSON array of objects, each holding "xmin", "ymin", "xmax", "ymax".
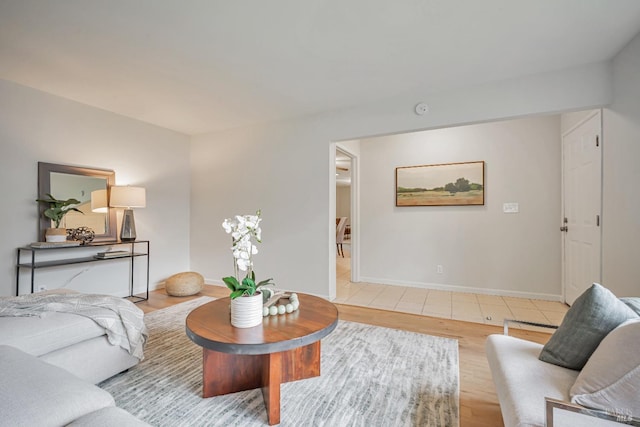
[
  {"xmin": 621, "ymin": 297, "xmax": 640, "ymax": 316},
  {"xmin": 539, "ymin": 283, "xmax": 638, "ymax": 370}
]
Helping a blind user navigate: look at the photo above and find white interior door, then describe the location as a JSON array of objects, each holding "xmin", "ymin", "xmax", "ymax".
[{"xmin": 562, "ymin": 111, "xmax": 602, "ymax": 305}]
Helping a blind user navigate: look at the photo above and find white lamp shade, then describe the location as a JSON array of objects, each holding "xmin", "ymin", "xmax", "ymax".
[
  {"xmin": 91, "ymin": 189, "xmax": 109, "ymax": 213},
  {"xmin": 109, "ymin": 186, "xmax": 146, "ymax": 208}
]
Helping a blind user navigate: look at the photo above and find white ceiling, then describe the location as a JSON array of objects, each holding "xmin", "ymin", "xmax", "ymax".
[{"xmin": 1, "ymin": 1, "xmax": 640, "ymax": 135}]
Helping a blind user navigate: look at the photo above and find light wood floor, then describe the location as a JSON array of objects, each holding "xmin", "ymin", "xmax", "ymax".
[{"xmin": 137, "ymin": 285, "xmax": 552, "ymax": 427}]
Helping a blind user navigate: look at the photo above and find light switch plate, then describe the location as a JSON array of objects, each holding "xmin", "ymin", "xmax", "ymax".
[{"xmin": 503, "ymin": 202, "xmax": 519, "ymax": 213}]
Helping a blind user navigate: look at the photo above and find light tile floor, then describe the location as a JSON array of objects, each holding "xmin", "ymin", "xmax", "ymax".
[{"xmin": 335, "ymin": 252, "xmax": 569, "ymax": 330}]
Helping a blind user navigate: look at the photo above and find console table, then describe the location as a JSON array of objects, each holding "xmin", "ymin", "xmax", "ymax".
[{"xmin": 15, "ymin": 240, "xmax": 149, "ymax": 302}]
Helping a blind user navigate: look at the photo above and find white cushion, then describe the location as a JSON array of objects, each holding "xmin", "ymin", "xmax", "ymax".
[
  {"xmin": 570, "ymin": 319, "xmax": 640, "ymax": 418},
  {"xmin": 0, "ymin": 312, "xmax": 105, "ymax": 356},
  {"xmin": 0, "ymin": 345, "xmax": 114, "ymax": 426},
  {"xmin": 0, "ymin": 289, "xmax": 106, "ymax": 357},
  {"xmin": 486, "ymin": 334, "xmax": 580, "ymax": 427}
]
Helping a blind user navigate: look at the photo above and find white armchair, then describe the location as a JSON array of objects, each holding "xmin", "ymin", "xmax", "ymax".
[
  {"xmin": 487, "ymin": 319, "xmax": 639, "ymax": 427},
  {"xmin": 546, "ymin": 398, "xmax": 638, "ymax": 427}
]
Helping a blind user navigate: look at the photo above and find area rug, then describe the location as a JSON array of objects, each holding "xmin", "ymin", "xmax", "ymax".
[{"xmin": 100, "ymin": 297, "xmax": 459, "ymax": 426}]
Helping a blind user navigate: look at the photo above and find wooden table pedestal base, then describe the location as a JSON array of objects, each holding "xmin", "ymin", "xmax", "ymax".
[{"xmin": 202, "ymin": 341, "xmax": 321, "ymax": 425}]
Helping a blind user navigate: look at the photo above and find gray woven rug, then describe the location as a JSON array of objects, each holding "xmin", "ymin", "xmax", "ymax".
[{"xmin": 100, "ymin": 297, "xmax": 459, "ymax": 426}]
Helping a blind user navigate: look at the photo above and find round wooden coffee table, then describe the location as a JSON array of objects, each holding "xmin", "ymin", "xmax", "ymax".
[{"xmin": 186, "ymin": 293, "xmax": 338, "ymax": 425}]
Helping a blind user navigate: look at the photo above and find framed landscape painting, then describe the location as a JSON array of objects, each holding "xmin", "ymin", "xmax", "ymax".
[{"xmin": 396, "ymin": 161, "xmax": 485, "ymax": 206}]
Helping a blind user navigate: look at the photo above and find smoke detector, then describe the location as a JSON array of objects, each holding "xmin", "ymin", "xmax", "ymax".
[{"xmin": 414, "ymin": 103, "xmax": 429, "ymax": 115}]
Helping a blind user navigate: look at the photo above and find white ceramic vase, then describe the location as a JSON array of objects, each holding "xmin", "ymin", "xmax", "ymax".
[
  {"xmin": 45, "ymin": 228, "xmax": 67, "ymax": 242},
  {"xmin": 230, "ymin": 292, "xmax": 263, "ymax": 328}
]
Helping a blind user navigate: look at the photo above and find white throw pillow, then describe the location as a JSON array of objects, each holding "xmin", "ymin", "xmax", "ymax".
[{"xmin": 570, "ymin": 318, "xmax": 640, "ymax": 418}]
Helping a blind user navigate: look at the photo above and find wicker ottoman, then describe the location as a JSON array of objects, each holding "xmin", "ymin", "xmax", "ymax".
[{"xmin": 165, "ymin": 272, "xmax": 204, "ymax": 296}]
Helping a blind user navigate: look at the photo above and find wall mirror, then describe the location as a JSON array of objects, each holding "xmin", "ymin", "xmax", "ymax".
[{"xmin": 38, "ymin": 162, "xmax": 117, "ymax": 242}]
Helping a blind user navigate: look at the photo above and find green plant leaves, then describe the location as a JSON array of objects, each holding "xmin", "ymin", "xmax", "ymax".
[
  {"xmin": 224, "ymin": 272, "xmax": 277, "ymax": 299},
  {"xmin": 222, "ymin": 276, "xmax": 240, "ymax": 292},
  {"xmin": 257, "ymin": 278, "xmax": 274, "ymax": 287},
  {"xmin": 230, "ymin": 290, "xmax": 246, "ymax": 299},
  {"xmin": 36, "ymin": 194, "xmax": 84, "ymax": 228}
]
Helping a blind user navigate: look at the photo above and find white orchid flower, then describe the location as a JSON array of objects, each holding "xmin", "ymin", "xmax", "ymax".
[
  {"xmin": 236, "ymin": 258, "xmax": 251, "ymax": 271},
  {"xmin": 222, "ymin": 219, "xmax": 235, "ymax": 234},
  {"xmin": 236, "ymin": 239, "xmax": 251, "ymax": 250},
  {"xmin": 245, "ymin": 215, "xmax": 259, "ymax": 228},
  {"xmin": 233, "ymin": 249, "xmax": 251, "ymax": 259},
  {"xmin": 222, "ymin": 210, "xmax": 265, "ymax": 285}
]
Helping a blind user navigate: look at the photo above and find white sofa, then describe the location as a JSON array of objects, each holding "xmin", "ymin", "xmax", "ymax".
[
  {"xmin": 0, "ymin": 345, "xmax": 149, "ymax": 426},
  {"xmin": 486, "ymin": 319, "xmax": 639, "ymax": 427},
  {"xmin": 0, "ymin": 290, "xmax": 149, "ymax": 426},
  {"xmin": 0, "ymin": 289, "xmax": 139, "ymax": 384}
]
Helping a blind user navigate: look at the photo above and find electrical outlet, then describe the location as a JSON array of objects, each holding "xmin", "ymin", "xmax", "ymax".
[{"xmin": 436, "ymin": 265, "xmax": 443, "ymax": 274}]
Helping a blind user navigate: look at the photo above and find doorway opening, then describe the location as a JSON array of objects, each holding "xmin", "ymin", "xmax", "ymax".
[
  {"xmin": 330, "ymin": 143, "xmax": 358, "ymax": 301},
  {"xmin": 328, "ymin": 110, "xmax": 600, "ymax": 308}
]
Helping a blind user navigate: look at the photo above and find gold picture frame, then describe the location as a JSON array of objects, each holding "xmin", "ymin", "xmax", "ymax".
[{"xmin": 396, "ymin": 161, "xmax": 485, "ymax": 206}]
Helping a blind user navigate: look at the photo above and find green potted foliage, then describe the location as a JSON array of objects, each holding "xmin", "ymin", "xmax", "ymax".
[
  {"xmin": 36, "ymin": 193, "xmax": 83, "ymax": 242},
  {"xmin": 222, "ymin": 210, "xmax": 275, "ymax": 328},
  {"xmin": 223, "ymin": 271, "xmax": 275, "ymax": 300}
]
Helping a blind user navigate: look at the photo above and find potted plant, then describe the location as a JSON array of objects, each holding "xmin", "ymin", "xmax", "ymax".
[
  {"xmin": 36, "ymin": 193, "xmax": 83, "ymax": 242},
  {"xmin": 222, "ymin": 210, "xmax": 274, "ymax": 328}
]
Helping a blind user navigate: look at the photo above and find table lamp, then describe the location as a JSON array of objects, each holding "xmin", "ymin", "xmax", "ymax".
[
  {"xmin": 90, "ymin": 189, "xmax": 108, "ymax": 213},
  {"xmin": 109, "ymin": 186, "xmax": 146, "ymax": 241}
]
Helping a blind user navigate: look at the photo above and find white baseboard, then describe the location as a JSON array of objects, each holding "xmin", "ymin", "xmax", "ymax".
[{"xmin": 357, "ymin": 276, "xmax": 563, "ymax": 302}]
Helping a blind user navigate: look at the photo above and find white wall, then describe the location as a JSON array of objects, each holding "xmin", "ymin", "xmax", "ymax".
[
  {"xmin": 561, "ymin": 109, "xmax": 599, "ymax": 134},
  {"xmin": 190, "ymin": 120, "xmax": 331, "ymax": 294},
  {"xmin": 602, "ymin": 31, "xmax": 640, "ymax": 297},
  {"xmin": 337, "ymin": 140, "xmax": 361, "ymax": 157},
  {"xmin": 0, "ymin": 79, "xmax": 191, "ymax": 297},
  {"xmin": 358, "ymin": 116, "xmax": 561, "ymax": 298},
  {"xmin": 336, "ymin": 186, "xmax": 351, "ymax": 220},
  {"xmin": 190, "ymin": 62, "xmax": 612, "ymax": 299},
  {"xmin": 3, "ymin": 54, "xmax": 634, "ymax": 301}
]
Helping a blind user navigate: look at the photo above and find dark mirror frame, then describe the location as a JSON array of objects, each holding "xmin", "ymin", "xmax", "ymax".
[{"xmin": 37, "ymin": 162, "xmax": 117, "ymax": 242}]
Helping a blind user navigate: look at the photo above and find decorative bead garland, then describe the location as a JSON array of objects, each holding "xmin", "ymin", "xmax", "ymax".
[{"xmin": 262, "ymin": 292, "xmax": 300, "ymax": 317}]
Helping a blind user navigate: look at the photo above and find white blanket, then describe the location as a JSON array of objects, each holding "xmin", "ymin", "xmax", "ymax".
[{"xmin": 0, "ymin": 293, "xmax": 147, "ymax": 360}]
